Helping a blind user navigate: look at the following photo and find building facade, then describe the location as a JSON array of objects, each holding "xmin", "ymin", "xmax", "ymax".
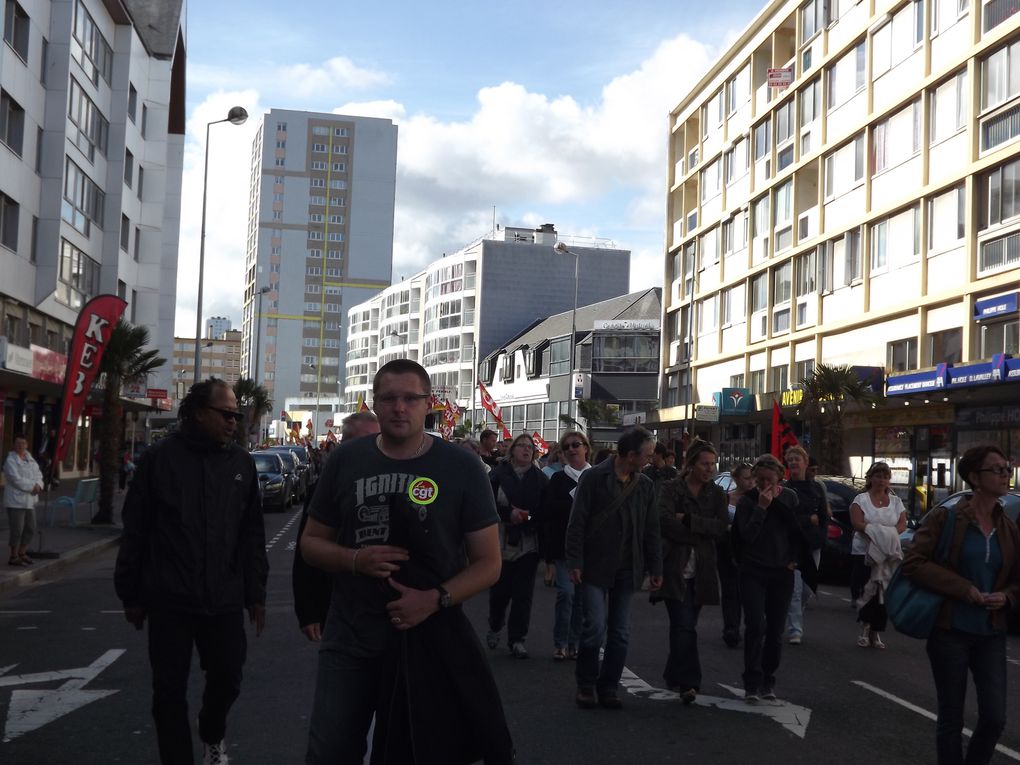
[
  {"xmin": 0, "ymin": 0, "xmax": 186, "ymax": 472},
  {"xmin": 659, "ymin": 0, "xmax": 1020, "ymax": 506},
  {"xmin": 345, "ymin": 224, "xmax": 632, "ymax": 419},
  {"xmin": 240, "ymin": 108, "xmax": 397, "ymax": 426},
  {"xmin": 205, "ymin": 315, "xmax": 231, "ymax": 340},
  {"xmin": 170, "ymin": 329, "xmax": 242, "ymax": 404}
]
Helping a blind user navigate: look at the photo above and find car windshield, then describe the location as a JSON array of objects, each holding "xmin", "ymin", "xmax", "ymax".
[
  {"xmin": 254, "ymin": 455, "xmax": 279, "ymax": 473},
  {"xmin": 275, "ymin": 452, "xmax": 296, "ymax": 469}
]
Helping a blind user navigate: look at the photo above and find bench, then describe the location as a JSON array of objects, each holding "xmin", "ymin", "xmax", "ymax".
[{"xmin": 47, "ymin": 478, "xmax": 100, "ymax": 527}]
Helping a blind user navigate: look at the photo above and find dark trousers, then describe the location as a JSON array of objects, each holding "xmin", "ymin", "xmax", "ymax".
[
  {"xmin": 716, "ymin": 538, "xmax": 741, "ymax": 644},
  {"xmin": 488, "ymin": 552, "xmax": 540, "ymax": 644},
  {"xmin": 663, "ymin": 581, "xmax": 702, "ymax": 691},
  {"xmin": 739, "ymin": 566, "xmax": 794, "ymax": 693},
  {"xmin": 576, "ymin": 569, "xmax": 635, "ymax": 695},
  {"xmin": 926, "ymin": 628, "xmax": 1007, "ymax": 765},
  {"xmin": 147, "ymin": 609, "xmax": 246, "ymax": 765},
  {"xmin": 858, "ymin": 594, "xmax": 888, "ymax": 631},
  {"xmin": 305, "ymin": 648, "xmax": 381, "ymax": 764}
]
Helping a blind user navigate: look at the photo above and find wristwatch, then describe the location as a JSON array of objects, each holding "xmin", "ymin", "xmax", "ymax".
[{"xmin": 436, "ymin": 585, "xmax": 451, "ymax": 609}]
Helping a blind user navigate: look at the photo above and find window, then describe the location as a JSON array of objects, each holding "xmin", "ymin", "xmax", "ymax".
[
  {"xmin": 773, "ymin": 262, "xmax": 792, "ymax": 333},
  {"xmin": 702, "ymin": 90, "xmax": 723, "ymax": 137},
  {"xmin": 312, "ymin": 143, "xmax": 326, "ymax": 152},
  {"xmin": 548, "ymin": 338, "xmax": 570, "ymax": 375},
  {"xmin": 141, "ymin": 105, "xmax": 148, "ymax": 138},
  {"xmin": 930, "ymin": 69, "xmax": 968, "ymax": 145},
  {"xmin": 311, "ymin": 160, "xmax": 326, "ymax": 170},
  {"xmin": 750, "ymin": 369, "xmax": 766, "ymax": 394},
  {"xmin": 698, "ymin": 294, "xmax": 718, "ymax": 332},
  {"xmin": 979, "ymin": 156, "xmax": 1020, "ymax": 229},
  {"xmin": 751, "ymin": 273, "xmax": 768, "ymax": 313},
  {"xmin": 137, "ymin": 166, "xmax": 144, "ymax": 199},
  {"xmin": 62, "ymin": 158, "xmax": 105, "ymax": 235},
  {"xmin": 845, "ymin": 227, "xmax": 862, "ymax": 282},
  {"xmin": 928, "ymin": 328, "xmax": 962, "ymax": 364},
  {"xmin": 774, "ymin": 181, "xmax": 793, "ymax": 251},
  {"xmin": 872, "ymin": 101, "xmax": 921, "ymax": 174},
  {"xmin": 701, "ymin": 159, "xmax": 721, "ymax": 201},
  {"xmin": 120, "ymin": 214, "xmax": 129, "ymax": 251},
  {"xmin": 801, "ymin": 0, "xmax": 829, "ymax": 41},
  {"xmin": 753, "ymin": 195, "xmax": 770, "ymax": 238},
  {"xmin": 71, "ymin": 0, "xmax": 113, "ymax": 85},
  {"xmin": 827, "ymin": 42, "xmax": 865, "ymax": 111},
  {"xmin": 721, "ymin": 287, "xmax": 733, "ymax": 325},
  {"xmin": 795, "ymin": 359, "xmax": 815, "ymax": 384},
  {"xmin": 134, "ymin": 226, "xmax": 140, "ymax": 260},
  {"xmin": 981, "ymin": 319, "xmax": 1020, "ymax": 356},
  {"xmin": 334, "ymin": 127, "xmax": 348, "ymax": 137},
  {"xmin": 726, "ymin": 65, "xmax": 750, "ymax": 114},
  {"xmin": 332, "ymin": 162, "xmax": 345, "ymax": 172},
  {"xmin": 776, "ymin": 100, "xmax": 796, "ymax": 171},
  {"xmin": 592, "ymin": 334, "xmax": 658, "ymax": 373},
  {"xmin": 754, "ymin": 119, "xmax": 771, "ymax": 161},
  {"xmin": 824, "ymin": 134, "xmax": 864, "ymax": 198},
  {"xmin": 981, "ymin": 39, "xmax": 1020, "ymax": 113},
  {"xmin": 0, "ymin": 89, "xmax": 25, "ymax": 155},
  {"xmin": 723, "ymin": 210, "xmax": 747, "ymax": 253},
  {"xmin": 730, "ymin": 373, "xmax": 745, "ymax": 388},
  {"xmin": 887, "ymin": 337, "xmax": 918, "ymax": 371},
  {"xmin": 873, "ymin": 2, "xmax": 923, "ymax": 79},
  {"xmin": 0, "ymin": 191, "xmax": 18, "ymax": 251},
  {"xmin": 56, "ymin": 238, "xmax": 100, "ymax": 309},
  {"xmin": 796, "ymin": 250, "xmax": 816, "ymax": 296},
  {"xmin": 871, "ymin": 220, "xmax": 888, "ymax": 269},
  {"xmin": 725, "ymin": 137, "xmax": 749, "ymax": 183},
  {"xmin": 800, "ymin": 77, "xmax": 821, "ymax": 128},
  {"xmin": 311, "ymin": 126, "xmax": 328, "ymax": 136},
  {"xmin": 770, "ymin": 364, "xmax": 789, "ymax": 392},
  {"xmin": 3, "ymin": 0, "xmax": 29, "ymax": 61},
  {"xmin": 124, "ymin": 149, "xmax": 134, "ymax": 187},
  {"xmin": 127, "ymin": 84, "xmax": 137, "ymax": 124},
  {"xmin": 310, "ymin": 178, "xmax": 325, "ymax": 188},
  {"xmin": 68, "ymin": 78, "xmax": 109, "ymax": 161}
]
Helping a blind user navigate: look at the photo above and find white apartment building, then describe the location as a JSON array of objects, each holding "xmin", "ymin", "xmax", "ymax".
[
  {"xmin": 205, "ymin": 315, "xmax": 231, "ymax": 340},
  {"xmin": 660, "ymin": 0, "xmax": 1020, "ymax": 499},
  {"xmin": 0, "ymin": 0, "xmax": 186, "ymax": 468},
  {"xmin": 240, "ymin": 108, "xmax": 397, "ymax": 425},
  {"xmin": 345, "ymin": 224, "xmax": 632, "ymax": 418}
]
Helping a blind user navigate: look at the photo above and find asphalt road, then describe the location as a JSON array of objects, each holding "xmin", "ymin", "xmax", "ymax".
[{"xmin": 3, "ymin": 508, "xmax": 1020, "ymax": 764}]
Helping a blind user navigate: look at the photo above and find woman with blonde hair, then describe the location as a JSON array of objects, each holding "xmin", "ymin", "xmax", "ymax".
[
  {"xmin": 540, "ymin": 431, "xmax": 592, "ymax": 660},
  {"xmin": 849, "ymin": 461, "xmax": 906, "ymax": 648}
]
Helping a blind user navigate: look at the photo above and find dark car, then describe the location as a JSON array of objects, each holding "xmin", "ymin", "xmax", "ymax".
[
  {"xmin": 259, "ymin": 449, "xmax": 301, "ymax": 505},
  {"xmin": 900, "ymin": 490, "xmax": 1020, "ymax": 552},
  {"xmin": 716, "ymin": 471, "xmax": 863, "ymax": 581},
  {"xmin": 267, "ymin": 445, "xmax": 312, "ymax": 499},
  {"xmin": 253, "ymin": 451, "xmax": 293, "ymax": 512}
]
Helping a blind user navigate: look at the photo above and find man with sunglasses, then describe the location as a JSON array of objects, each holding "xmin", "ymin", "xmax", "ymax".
[{"xmin": 116, "ymin": 377, "xmax": 268, "ymax": 765}]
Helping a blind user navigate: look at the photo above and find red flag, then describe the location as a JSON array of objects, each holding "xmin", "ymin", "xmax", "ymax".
[
  {"xmin": 532, "ymin": 431, "xmax": 549, "ymax": 455},
  {"xmin": 55, "ymin": 295, "xmax": 127, "ymax": 463},
  {"xmin": 478, "ymin": 381, "xmax": 501, "ymax": 419},
  {"xmin": 359, "ymin": 398, "xmax": 370, "ymax": 413},
  {"xmin": 498, "ymin": 419, "xmax": 512, "ymax": 440},
  {"xmin": 770, "ymin": 401, "xmax": 800, "ymax": 460},
  {"xmin": 326, "ymin": 430, "xmax": 338, "ymax": 443}
]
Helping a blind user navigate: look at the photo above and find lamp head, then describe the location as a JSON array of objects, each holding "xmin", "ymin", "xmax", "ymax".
[
  {"xmin": 554, "ymin": 242, "xmax": 569, "ymax": 254},
  {"xmin": 226, "ymin": 106, "xmax": 248, "ymax": 125}
]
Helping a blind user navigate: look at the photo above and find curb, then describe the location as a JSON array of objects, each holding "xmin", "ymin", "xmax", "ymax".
[{"xmin": 0, "ymin": 534, "xmax": 122, "ymax": 595}]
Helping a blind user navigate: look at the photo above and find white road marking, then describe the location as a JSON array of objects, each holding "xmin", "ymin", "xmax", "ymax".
[
  {"xmin": 16, "ymin": 627, "xmax": 38, "ymax": 631},
  {"xmin": 619, "ymin": 668, "xmax": 812, "ymax": 738},
  {"xmin": 81, "ymin": 627, "xmax": 96, "ymax": 631},
  {"xmin": 818, "ymin": 590, "xmax": 832, "ymax": 596},
  {"xmin": 99, "ymin": 610, "xmax": 125, "ymax": 614},
  {"xmin": 265, "ymin": 509, "xmax": 303, "ymax": 552},
  {"xmin": 853, "ymin": 680, "xmax": 1020, "ymax": 762},
  {"xmin": 2, "ymin": 649, "xmax": 124, "ymax": 742},
  {"xmin": 0, "ymin": 611, "xmax": 52, "ymax": 615}
]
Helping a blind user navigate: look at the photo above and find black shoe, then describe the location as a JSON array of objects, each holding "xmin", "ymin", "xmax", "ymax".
[
  {"xmin": 761, "ymin": 684, "xmax": 777, "ymax": 701},
  {"xmin": 575, "ymin": 688, "xmax": 597, "ymax": 709},
  {"xmin": 723, "ymin": 633, "xmax": 741, "ymax": 648},
  {"xmin": 598, "ymin": 691, "xmax": 623, "ymax": 710},
  {"xmin": 681, "ymin": 688, "xmax": 697, "ymax": 705}
]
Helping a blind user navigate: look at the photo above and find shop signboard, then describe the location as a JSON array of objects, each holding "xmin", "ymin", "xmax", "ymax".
[
  {"xmin": 955, "ymin": 405, "xmax": 1020, "ymax": 429},
  {"xmin": 886, "ymin": 364, "xmax": 948, "ymax": 395},
  {"xmin": 0, "ymin": 338, "xmax": 34, "ymax": 375},
  {"xmin": 973, "ymin": 293, "xmax": 1018, "ymax": 320},
  {"xmin": 32, "ymin": 344, "xmax": 66, "ymax": 383},
  {"xmin": 695, "ymin": 403, "xmax": 720, "ymax": 422},
  {"xmin": 712, "ymin": 387, "xmax": 755, "ymax": 415},
  {"xmin": 946, "ymin": 354, "xmax": 1011, "ymax": 387}
]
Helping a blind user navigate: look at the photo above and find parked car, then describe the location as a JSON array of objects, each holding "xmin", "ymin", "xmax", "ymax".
[
  {"xmin": 253, "ymin": 451, "xmax": 293, "ymax": 512},
  {"xmin": 900, "ymin": 490, "xmax": 1020, "ymax": 552},
  {"xmin": 716, "ymin": 471, "xmax": 864, "ymax": 581},
  {"xmin": 258, "ymin": 449, "xmax": 301, "ymax": 505},
  {"xmin": 267, "ymin": 445, "xmax": 312, "ymax": 498}
]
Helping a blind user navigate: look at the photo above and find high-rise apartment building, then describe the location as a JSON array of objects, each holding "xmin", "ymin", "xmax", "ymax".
[
  {"xmin": 659, "ymin": 0, "xmax": 1020, "ymax": 498},
  {"xmin": 0, "ymin": 0, "xmax": 186, "ymax": 468},
  {"xmin": 240, "ymin": 109, "xmax": 397, "ymax": 419},
  {"xmin": 206, "ymin": 316, "xmax": 231, "ymax": 340},
  {"xmin": 171, "ymin": 329, "xmax": 242, "ymax": 403},
  {"xmin": 345, "ymin": 224, "xmax": 632, "ymax": 422}
]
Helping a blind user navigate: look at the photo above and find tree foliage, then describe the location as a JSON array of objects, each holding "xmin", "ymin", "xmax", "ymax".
[
  {"xmin": 232, "ymin": 378, "xmax": 273, "ymax": 447},
  {"xmin": 797, "ymin": 363, "xmax": 878, "ymax": 474},
  {"xmin": 558, "ymin": 398, "xmax": 621, "ymax": 441}
]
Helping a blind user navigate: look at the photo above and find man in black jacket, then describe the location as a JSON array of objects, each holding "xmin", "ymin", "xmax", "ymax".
[{"xmin": 115, "ymin": 378, "xmax": 268, "ymax": 765}]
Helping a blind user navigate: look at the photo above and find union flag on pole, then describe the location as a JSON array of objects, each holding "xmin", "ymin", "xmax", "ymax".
[
  {"xmin": 770, "ymin": 400, "xmax": 800, "ymax": 461},
  {"xmin": 532, "ymin": 431, "xmax": 549, "ymax": 455},
  {"xmin": 357, "ymin": 393, "xmax": 370, "ymax": 412},
  {"xmin": 478, "ymin": 381, "xmax": 501, "ymax": 419}
]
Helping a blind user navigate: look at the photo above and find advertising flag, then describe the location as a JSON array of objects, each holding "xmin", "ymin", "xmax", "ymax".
[
  {"xmin": 55, "ymin": 295, "xmax": 127, "ymax": 463},
  {"xmin": 770, "ymin": 400, "xmax": 800, "ymax": 460}
]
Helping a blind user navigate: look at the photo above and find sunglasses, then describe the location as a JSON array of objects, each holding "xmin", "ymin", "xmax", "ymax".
[
  {"xmin": 562, "ymin": 441, "xmax": 585, "ymax": 450},
  {"xmin": 207, "ymin": 406, "xmax": 243, "ymax": 423}
]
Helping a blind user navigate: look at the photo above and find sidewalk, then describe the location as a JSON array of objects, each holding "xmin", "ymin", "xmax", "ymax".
[{"xmin": 0, "ymin": 476, "xmax": 124, "ymax": 594}]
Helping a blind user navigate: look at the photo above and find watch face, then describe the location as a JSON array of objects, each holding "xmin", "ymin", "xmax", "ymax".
[{"xmin": 438, "ymin": 588, "xmax": 450, "ymax": 608}]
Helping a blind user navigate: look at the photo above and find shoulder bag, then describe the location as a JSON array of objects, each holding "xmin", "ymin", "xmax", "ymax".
[{"xmin": 885, "ymin": 509, "xmax": 956, "ymax": 639}]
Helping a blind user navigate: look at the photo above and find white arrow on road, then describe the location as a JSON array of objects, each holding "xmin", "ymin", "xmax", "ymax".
[
  {"xmin": 619, "ymin": 669, "xmax": 812, "ymax": 738},
  {"xmin": 2, "ymin": 649, "xmax": 124, "ymax": 743}
]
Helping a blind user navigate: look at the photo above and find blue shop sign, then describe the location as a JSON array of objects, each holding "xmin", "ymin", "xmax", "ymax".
[
  {"xmin": 947, "ymin": 355, "xmax": 1009, "ymax": 387},
  {"xmin": 886, "ymin": 364, "xmax": 948, "ymax": 396},
  {"xmin": 974, "ymin": 293, "xmax": 1018, "ymax": 321},
  {"xmin": 712, "ymin": 387, "xmax": 755, "ymax": 415}
]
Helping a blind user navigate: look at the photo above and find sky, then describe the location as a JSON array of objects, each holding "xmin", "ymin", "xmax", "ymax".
[{"xmin": 174, "ymin": 0, "xmax": 766, "ymax": 336}]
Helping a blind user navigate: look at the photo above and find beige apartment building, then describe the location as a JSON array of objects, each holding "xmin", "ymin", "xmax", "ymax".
[
  {"xmin": 171, "ymin": 330, "xmax": 243, "ymax": 404},
  {"xmin": 658, "ymin": 0, "xmax": 1020, "ymax": 507}
]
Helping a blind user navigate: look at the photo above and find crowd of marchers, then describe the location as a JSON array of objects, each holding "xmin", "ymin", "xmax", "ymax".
[{"xmin": 81, "ymin": 358, "xmax": 1020, "ymax": 765}]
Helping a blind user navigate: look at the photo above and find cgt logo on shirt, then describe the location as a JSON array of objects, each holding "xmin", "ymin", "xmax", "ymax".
[{"xmin": 408, "ymin": 476, "xmax": 439, "ymax": 506}]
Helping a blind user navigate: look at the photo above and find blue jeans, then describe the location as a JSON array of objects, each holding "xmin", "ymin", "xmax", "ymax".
[
  {"xmin": 663, "ymin": 579, "xmax": 702, "ymax": 691},
  {"xmin": 576, "ymin": 569, "xmax": 634, "ymax": 695},
  {"xmin": 305, "ymin": 648, "xmax": 381, "ymax": 764},
  {"xmin": 926, "ymin": 628, "xmax": 1007, "ymax": 765},
  {"xmin": 786, "ymin": 550, "xmax": 820, "ymax": 638},
  {"xmin": 553, "ymin": 560, "xmax": 583, "ymax": 650}
]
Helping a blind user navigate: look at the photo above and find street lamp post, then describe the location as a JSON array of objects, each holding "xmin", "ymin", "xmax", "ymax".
[
  {"xmin": 554, "ymin": 242, "xmax": 580, "ymax": 398},
  {"xmin": 193, "ymin": 105, "xmax": 248, "ymax": 385}
]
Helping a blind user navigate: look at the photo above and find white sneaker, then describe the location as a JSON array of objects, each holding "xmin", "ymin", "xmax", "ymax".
[{"xmin": 203, "ymin": 740, "xmax": 228, "ymax": 765}]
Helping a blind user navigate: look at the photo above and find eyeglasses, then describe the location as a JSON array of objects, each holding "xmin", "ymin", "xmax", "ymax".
[
  {"xmin": 207, "ymin": 407, "xmax": 243, "ymax": 422},
  {"xmin": 978, "ymin": 464, "xmax": 1013, "ymax": 477},
  {"xmin": 374, "ymin": 393, "xmax": 430, "ymax": 407},
  {"xmin": 562, "ymin": 441, "xmax": 585, "ymax": 450}
]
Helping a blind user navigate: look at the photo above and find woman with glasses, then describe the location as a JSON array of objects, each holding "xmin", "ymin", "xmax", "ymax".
[
  {"xmin": 849, "ymin": 462, "xmax": 906, "ymax": 649},
  {"xmin": 540, "ymin": 431, "xmax": 592, "ymax": 660},
  {"xmin": 653, "ymin": 441, "xmax": 729, "ymax": 704},
  {"xmin": 486, "ymin": 433, "xmax": 549, "ymax": 659},
  {"xmin": 903, "ymin": 446, "xmax": 1020, "ymax": 765}
]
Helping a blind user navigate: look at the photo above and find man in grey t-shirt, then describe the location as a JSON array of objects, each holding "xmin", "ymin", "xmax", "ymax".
[{"xmin": 300, "ymin": 360, "xmax": 502, "ymax": 764}]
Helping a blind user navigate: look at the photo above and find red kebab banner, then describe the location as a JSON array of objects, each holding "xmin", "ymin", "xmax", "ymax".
[{"xmin": 55, "ymin": 295, "xmax": 127, "ymax": 463}]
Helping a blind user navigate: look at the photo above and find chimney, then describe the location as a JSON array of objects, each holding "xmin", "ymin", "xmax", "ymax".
[{"xmin": 534, "ymin": 223, "xmax": 557, "ymax": 245}]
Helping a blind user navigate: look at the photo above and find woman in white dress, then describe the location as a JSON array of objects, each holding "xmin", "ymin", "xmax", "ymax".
[{"xmin": 849, "ymin": 462, "xmax": 907, "ymax": 648}]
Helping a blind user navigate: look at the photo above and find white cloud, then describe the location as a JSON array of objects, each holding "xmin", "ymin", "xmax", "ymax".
[{"xmin": 175, "ymin": 34, "xmax": 719, "ymax": 334}]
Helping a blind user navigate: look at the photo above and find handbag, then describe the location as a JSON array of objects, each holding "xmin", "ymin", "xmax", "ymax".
[{"xmin": 885, "ymin": 509, "xmax": 956, "ymax": 639}]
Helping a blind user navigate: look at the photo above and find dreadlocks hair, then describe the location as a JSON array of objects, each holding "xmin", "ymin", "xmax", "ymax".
[{"xmin": 178, "ymin": 378, "xmax": 231, "ymax": 423}]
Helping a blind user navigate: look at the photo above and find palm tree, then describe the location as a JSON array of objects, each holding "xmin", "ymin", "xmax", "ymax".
[
  {"xmin": 93, "ymin": 320, "xmax": 165, "ymax": 524},
  {"xmin": 233, "ymin": 378, "xmax": 273, "ymax": 448},
  {"xmin": 797, "ymin": 363, "xmax": 879, "ymax": 474},
  {"xmin": 559, "ymin": 398, "xmax": 621, "ymax": 441}
]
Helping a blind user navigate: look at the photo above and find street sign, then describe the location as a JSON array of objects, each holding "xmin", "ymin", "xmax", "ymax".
[
  {"xmin": 768, "ymin": 67, "xmax": 793, "ymax": 88},
  {"xmin": 145, "ymin": 388, "xmax": 167, "ymax": 399},
  {"xmin": 695, "ymin": 404, "xmax": 720, "ymax": 422}
]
